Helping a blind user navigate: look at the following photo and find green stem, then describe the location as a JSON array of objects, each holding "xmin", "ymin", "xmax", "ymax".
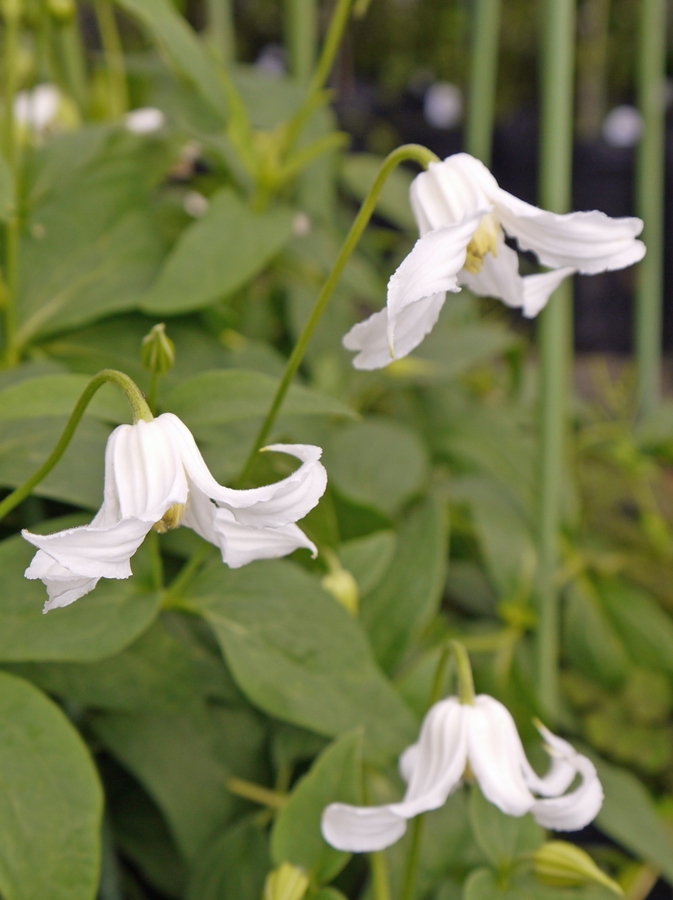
[
  {"xmin": 635, "ymin": 0, "xmax": 666, "ymax": 417},
  {"xmin": 206, "ymin": 0, "xmax": 235, "ymax": 65},
  {"xmin": 162, "ymin": 541, "xmax": 214, "ymax": 605},
  {"xmin": 0, "ymin": 369, "xmax": 152, "ymax": 522},
  {"xmin": 465, "ymin": 0, "xmax": 502, "ymax": 165},
  {"xmin": 449, "ymin": 640, "xmax": 475, "ymax": 705},
  {"xmin": 94, "ymin": 0, "xmax": 128, "ymax": 117},
  {"xmin": 2, "ymin": 1, "xmax": 20, "ymax": 166},
  {"xmin": 399, "ymin": 815, "xmax": 423, "ymax": 900},
  {"xmin": 225, "ymin": 777, "xmax": 287, "ymax": 809},
  {"xmin": 3, "ymin": 213, "xmax": 19, "ymax": 367},
  {"xmin": 57, "ymin": 17, "xmax": 88, "ymax": 111},
  {"xmin": 2, "ymin": 0, "xmax": 21, "ymax": 367},
  {"xmin": 146, "ymin": 370, "xmax": 159, "ymax": 415},
  {"xmin": 285, "ymin": 0, "xmax": 317, "ymax": 81},
  {"xmin": 236, "ymin": 143, "xmax": 439, "ymax": 483},
  {"xmin": 536, "ymin": 0, "xmax": 576, "ymax": 722},
  {"xmin": 369, "ymin": 851, "xmax": 392, "ymax": 900},
  {"xmin": 146, "ymin": 530, "xmax": 163, "ymax": 591}
]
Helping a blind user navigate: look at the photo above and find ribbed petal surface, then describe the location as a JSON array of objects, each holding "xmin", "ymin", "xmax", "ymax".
[
  {"xmin": 410, "ymin": 158, "xmax": 492, "ymax": 233},
  {"xmin": 530, "ymin": 754, "xmax": 603, "ymax": 831},
  {"xmin": 24, "ymin": 550, "xmax": 100, "ymax": 611},
  {"xmin": 520, "ymin": 724, "xmax": 578, "ymax": 797},
  {"xmin": 321, "ymin": 804, "xmax": 408, "ymax": 853}
]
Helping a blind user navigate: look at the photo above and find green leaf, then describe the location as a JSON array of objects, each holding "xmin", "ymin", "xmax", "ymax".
[
  {"xmin": 272, "ymin": 730, "xmax": 362, "ymax": 884},
  {"xmin": 9, "ymin": 620, "xmax": 198, "ymax": 712},
  {"xmin": 361, "ymin": 497, "xmax": 448, "ymax": 673},
  {"xmin": 165, "ymin": 368, "xmax": 356, "ymax": 427},
  {"xmin": 588, "ymin": 749, "xmax": 673, "ymax": 883},
  {"xmin": 598, "ymin": 578, "xmax": 673, "ymax": 675},
  {"xmin": 141, "ymin": 189, "xmax": 295, "ymax": 314},
  {"xmin": 340, "ymin": 152, "xmax": 416, "ymax": 231},
  {"xmin": 0, "ymin": 530, "xmax": 162, "ymax": 662},
  {"xmin": 0, "ymin": 671, "xmax": 103, "ymax": 900},
  {"xmin": 185, "ymin": 559, "xmax": 418, "ymax": 761},
  {"xmin": 338, "ymin": 530, "xmax": 396, "ymax": 596},
  {"xmin": 563, "ymin": 581, "xmax": 629, "ymax": 689},
  {"xmin": 464, "ymin": 868, "xmax": 503, "ymax": 900},
  {"xmin": 0, "ymin": 373, "xmax": 128, "ymax": 423},
  {"xmin": 187, "ymin": 816, "xmax": 270, "ymax": 900},
  {"xmin": 324, "ymin": 419, "xmax": 428, "ymax": 516},
  {"xmin": 115, "ymin": 0, "xmax": 227, "ymax": 118},
  {"xmin": 469, "ymin": 785, "xmax": 544, "ymax": 870},
  {"xmin": 314, "ymin": 890, "xmax": 348, "ymax": 900}
]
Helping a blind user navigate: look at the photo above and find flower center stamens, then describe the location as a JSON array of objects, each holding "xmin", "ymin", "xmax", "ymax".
[
  {"xmin": 464, "ymin": 213, "xmax": 501, "ymax": 274},
  {"xmin": 153, "ymin": 502, "xmax": 185, "ymax": 533}
]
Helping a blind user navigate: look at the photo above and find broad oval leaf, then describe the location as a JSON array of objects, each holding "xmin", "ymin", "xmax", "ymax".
[{"xmin": 0, "ymin": 671, "xmax": 103, "ymax": 900}]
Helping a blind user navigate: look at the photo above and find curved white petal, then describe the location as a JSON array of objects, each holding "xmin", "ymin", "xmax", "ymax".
[
  {"xmin": 110, "ymin": 419, "xmax": 188, "ymax": 522},
  {"xmin": 492, "ymin": 190, "xmax": 645, "ymax": 274},
  {"xmin": 387, "ymin": 215, "xmax": 485, "ymax": 348},
  {"xmin": 399, "ymin": 742, "xmax": 420, "ymax": 785},
  {"xmin": 321, "ymin": 804, "xmax": 407, "ymax": 853},
  {"xmin": 342, "ymin": 293, "xmax": 446, "ymax": 370},
  {"xmin": 24, "ymin": 550, "xmax": 100, "ymax": 611},
  {"xmin": 459, "ymin": 239, "xmax": 523, "ymax": 309},
  {"xmin": 22, "ymin": 517, "xmax": 152, "ymax": 580},
  {"xmin": 530, "ymin": 754, "xmax": 603, "ymax": 831},
  {"xmin": 520, "ymin": 724, "xmax": 581, "ymax": 797},
  {"xmin": 467, "ymin": 696, "xmax": 535, "ymax": 817},
  {"xmin": 521, "ymin": 267, "xmax": 576, "ymax": 317},
  {"xmin": 410, "ymin": 158, "xmax": 492, "ymax": 234},
  {"xmin": 390, "ymin": 698, "xmax": 468, "ymax": 819},
  {"xmin": 159, "ymin": 414, "xmax": 327, "ymax": 526}
]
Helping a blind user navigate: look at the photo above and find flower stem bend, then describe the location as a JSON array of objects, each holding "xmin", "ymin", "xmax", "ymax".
[
  {"xmin": 236, "ymin": 143, "xmax": 439, "ymax": 484},
  {"xmin": 449, "ymin": 640, "xmax": 476, "ymax": 706},
  {"xmin": 0, "ymin": 368, "xmax": 151, "ymax": 523}
]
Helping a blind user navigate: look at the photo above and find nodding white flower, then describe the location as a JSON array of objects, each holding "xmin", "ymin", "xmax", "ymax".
[
  {"xmin": 322, "ymin": 695, "xmax": 603, "ymax": 853},
  {"xmin": 22, "ymin": 414, "xmax": 327, "ymax": 612},
  {"xmin": 125, "ymin": 107, "xmax": 165, "ymax": 134},
  {"xmin": 343, "ymin": 152, "xmax": 645, "ymax": 370},
  {"xmin": 14, "ymin": 84, "xmax": 63, "ymax": 135}
]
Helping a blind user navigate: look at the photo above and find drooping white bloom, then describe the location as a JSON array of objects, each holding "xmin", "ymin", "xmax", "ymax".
[
  {"xmin": 14, "ymin": 84, "xmax": 61, "ymax": 134},
  {"xmin": 125, "ymin": 107, "xmax": 165, "ymax": 134},
  {"xmin": 343, "ymin": 152, "xmax": 645, "ymax": 369},
  {"xmin": 322, "ymin": 695, "xmax": 603, "ymax": 852},
  {"xmin": 23, "ymin": 413, "xmax": 327, "ymax": 612}
]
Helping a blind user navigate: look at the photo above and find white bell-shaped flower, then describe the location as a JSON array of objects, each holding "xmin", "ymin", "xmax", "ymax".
[
  {"xmin": 23, "ymin": 413, "xmax": 327, "ymax": 612},
  {"xmin": 322, "ymin": 694, "xmax": 603, "ymax": 852},
  {"xmin": 343, "ymin": 152, "xmax": 645, "ymax": 369}
]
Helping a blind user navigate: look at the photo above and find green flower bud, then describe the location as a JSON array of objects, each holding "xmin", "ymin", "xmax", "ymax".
[
  {"xmin": 534, "ymin": 842, "xmax": 623, "ymax": 896},
  {"xmin": 47, "ymin": 0, "xmax": 75, "ymax": 22},
  {"xmin": 141, "ymin": 323, "xmax": 175, "ymax": 375},
  {"xmin": 321, "ymin": 549, "xmax": 359, "ymax": 615},
  {"xmin": 263, "ymin": 863, "xmax": 309, "ymax": 900}
]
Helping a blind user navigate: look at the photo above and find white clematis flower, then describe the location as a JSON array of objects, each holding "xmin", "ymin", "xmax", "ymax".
[
  {"xmin": 322, "ymin": 694, "xmax": 603, "ymax": 852},
  {"xmin": 343, "ymin": 152, "xmax": 645, "ymax": 369},
  {"xmin": 22, "ymin": 413, "xmax": 327, "ymax": 612}
]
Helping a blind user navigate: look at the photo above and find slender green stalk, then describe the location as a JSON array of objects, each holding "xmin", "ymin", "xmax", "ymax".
[
  {"xmin": 94, "ymin": 0, "xmax": 128, "ymax": 117},
  {"xmin": 536, "ymin": 0, "xmax": 576, "ymax": 721},
  {"xmin": 206, "ymin": 0, "xmax": 235, "ymax": 65},
  {"xmin": 465, "ymin": 0, "xmax": 502, "ymax": 165},
  {"xmin": 162, "ymin": 541, "xmax": 214, "ymax": 605},
  {"xmin": 236, "ymin": 144, "xmax": 439, "ymax": 483},
  {"xmin": 2, "ymin": 0, "xmax": 21, "ymax": 166},
  {"xmin": 2, "ymin": 0, "xmax": 21, "ymax": 368},
  {"xmin": 399, "ymin": 815, "xmax": 424, "ymax": 900},
  {"xmin": 369, "ymin": 851, "xmax": 392, "ymax": 900},
  {"xmin": 285, "ymin": 0, "xmax": 317, "ymax": 81},
  {"xmin": 635, "ymin": 0, "xmax": 666, "ymax": 417},
  {"xmin": 225, "ymin": 777, "xmax": 288, "ymax": 809},
  {"xmin": 146, "ymin": 531, "xmax": 163, "ymax": 591},
  {"xmin": 57, "ymin": 17, "xmax": 88, "ymax": 111},
  {"xmin": 146, "ymin": 370, "xmax": 159, "ymax": 415},
  {"xmin": 0, "ymin": 369, "xmax": 152, "ymax": 522},
  {"xmin": 450, "ymin": 640, "xmax": 476, "ymax": 705},
  {"xmin": 3, "ymin": 214, "xmax": 20, "ymax": 366}
]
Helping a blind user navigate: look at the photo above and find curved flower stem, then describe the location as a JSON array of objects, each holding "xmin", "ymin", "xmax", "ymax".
[
  {"xmin": 399, "ymin": 814, "xmax": 424, "ymax": 900},
  {"xmin": 449, "ymin": 640, "xmax": 476, "ymax": 706},
  {"xmin": 225, "ymin": 776, "xmax": 287, "ymax": 809},
  {"xmin": 236, "ymin": 143, "xmax": 439, "ymax": 483},
  {"xmin": 369, "ymin": 850, "xmax": 392, "ymax": 900},
  {"xmin": 0, "ymin": 368, "xmax": 151, "ymax": 523}
]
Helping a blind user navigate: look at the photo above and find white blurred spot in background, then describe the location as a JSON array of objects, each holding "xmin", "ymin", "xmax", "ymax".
[
  {"xmin": 423, "ymin": 82, "xmax": 462, "ymax": 130},
  {"xmin": 183, "ymin": 191, "xmax": 210, "ymax": 218},
  {"xmin": 125, "ymin": 107, "xmax": 165, "ymax": 134},
  {"xmin": 255, "ymin": 45, "xmax": 286, "ymax": 78},
  {"xmin": 602, "ymin": 105, "xmax": 643, "ymax": 148}
]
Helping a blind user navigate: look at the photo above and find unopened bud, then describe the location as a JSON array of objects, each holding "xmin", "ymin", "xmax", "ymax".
[
  {"xmin": 534, "ymin": 842, "xmax": 623, "ymax": 896},
  {"xmin": 141, "ymin": 323, "xmax": 175, "ymax": 375},
  {"xmin": 47, "ymin": 0, "xmax": 74, "ymax": 22},
  {"xmin": 321, "ymin": 549, "xmax": 359, "ymax": 615},
  {"xmin": 263, "ymin": 863, "xmax": 309, "ymax": 900}
]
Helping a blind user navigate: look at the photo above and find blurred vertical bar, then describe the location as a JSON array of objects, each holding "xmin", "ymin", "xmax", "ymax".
[
  {"xmin": 206, "ymin": 0, "xmax": 235, "ymax": 65},
  {"xmin": 636, "ymin": 0, "xmax": 666, "ymax": 417},
  {"xmin": 536, "ymin": 0, "xmax": 576, "ymax": 719},
  {"xmin": 465, "ymin": 0, "xmax": 502, "ymax": 165},
  {"xmin": 286, "ymin": 0, "xmax": 318, "ymax": 80}
]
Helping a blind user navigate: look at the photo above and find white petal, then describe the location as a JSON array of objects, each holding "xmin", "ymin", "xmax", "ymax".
[
  {"xmin": 492, "ymin": 189, "xmax": 645, "ymax": 274},
  {"xmin": 109, "ymin": 419, "xmax": 188, "ymax": 522},
  {"xmin": 160, "ymin": 414, "xmax": 327, "ymax": 527},
  {"xmin": 22, "ymin": 517, "xmax": 152, "ymax": 580},
  {"xmin": 519, "ymin": 724, "xmax": 577, "ymax": 798},
  {"xmin": 390, "ymin": 698, "xmax": 468, "ymax": 819},
  {"xmin": 342, "ymin": 293, "xmax": 446, "ymax": 370},
  {"xmin": 530, "ymin": 754, "xmax": 603, "ymax": 831},
  {"xmin": 459, "ymin": 239, "xmax": 523, "ymax": 309},
  {"xmin": 24, "ymin": 550, "xmax": 100, "ymax": 611},
  {"xmin": 410, "ymin": 157, "xmax": 492, "ymax": 234},
  {"xmin": 182, "ymin": 492, "xmax": 317, "ymax": 567},
  {"xmin": 387, "ymin": 215, "xmax": 485, "ymax": 348},
  {"xmin": 321, "ymin": 804, "xmax": 407, "ymax": 853},
  {"xmin": 521, "ymin": 267, "xmax": 576, "ymax": 317},
  {"xmin": 467, "ymin": 696, "xmax": 535, "ymax": 817},
  {"xmin": 399, "ymin": 742, "xmax": 420, "ymax": 785}
]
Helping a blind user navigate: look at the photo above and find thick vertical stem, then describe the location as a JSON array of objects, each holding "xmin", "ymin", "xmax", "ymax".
[
  {"xmin": 57, "ymin": 17, "xmax": 88, "ymax": 110},
  {"xmin": 2, "ymin": 0, "xmax": 21, "ymax": 366},
  {"xmin": 536, "ymin": 0, "xmax": 576, "ymax": 720},
  {"xmin": 369, "ymin": 851, "xmax": 392, "ymax": 900},
  {"xmin": 285, "ymin": 0, "xmax": 317, "ymax": 81},
  {"xmin": 206, "ymin": 0, "xmax": 235, "ymax": 65},
  {"xmin": 465, "ymin": 0, "xmax": 501, "ymax": 165},
  {"xmin": 94, "ymin": 0, "xmax": 128, "ymax": 117},
  {"xmin": 636, "ymin": 0, "xmax": 666, "ymax": 417}
]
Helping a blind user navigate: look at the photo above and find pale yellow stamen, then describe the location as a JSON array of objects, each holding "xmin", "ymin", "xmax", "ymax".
[
  {"xmin": 153, "ymin": 502, "xmax": 185, "ymax": 533},
  {"xmin": 464, "ymin": 213, "xmax": 502, "ymax": 274}
]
